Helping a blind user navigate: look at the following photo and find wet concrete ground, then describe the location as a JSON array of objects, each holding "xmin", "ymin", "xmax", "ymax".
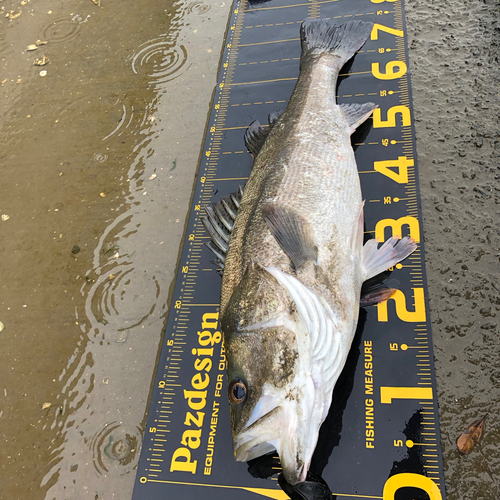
[
  {"xmin": 406, "ymin": 0, "xmax": 499, "ymax": 497},
  {"xmin": 0, "ymin": 0, "xmax": 498, "ymax": 498}
]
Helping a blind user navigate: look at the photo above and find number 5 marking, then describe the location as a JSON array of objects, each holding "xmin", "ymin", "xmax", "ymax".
[{"xmin": 373, "ymin": 105, "xmax": 411, "ymax": 128}]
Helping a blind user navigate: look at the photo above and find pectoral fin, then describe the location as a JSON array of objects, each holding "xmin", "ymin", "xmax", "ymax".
[
  {"xmin": 263, "ymin": 205, "xmax": 318, "ymax": 270},
  {"xmin": 362, "ymin": 236, "xmax": 417, "ymax": 281}
]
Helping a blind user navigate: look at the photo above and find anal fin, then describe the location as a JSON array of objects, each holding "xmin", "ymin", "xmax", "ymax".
[
  {"xmin": 362, "ymin": 236, "xmax": 417, "ymax": 280},
  {"xmin": 263, "ymin": 205, "xmax": 317, "ymax": 269}
]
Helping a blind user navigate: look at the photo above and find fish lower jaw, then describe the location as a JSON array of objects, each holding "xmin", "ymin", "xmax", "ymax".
[{"xmin": 233, "ymin": 435, "xmax": 279, "ymax": 462}]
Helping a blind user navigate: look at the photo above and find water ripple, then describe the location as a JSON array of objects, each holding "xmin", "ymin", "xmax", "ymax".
[
  {"xmin": 39, "ymin": 15, "xmax": 88, "ymax": 44},
  {"xmin": 185, "ymin": 1, "xmax": 211, "ymax": 15},
  {"xmin": 101, "ymin": 99, "xmax": 155, "ymax": 142},
  {"xmin": 89, "ymin": 421, "xmax": 140, "ymax": 475},
  {"xmin": 85, "ymin": 259, "xmax": 162, "ymax": 344},
  {"xmin": 131, "ymin": 39, "xmax": 189, "ymax": 86}
]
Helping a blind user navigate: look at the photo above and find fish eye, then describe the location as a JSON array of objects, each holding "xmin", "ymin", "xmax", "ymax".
[{"xmin": 229, "ymin": 378, "xmax": 247, "ymax": 405}]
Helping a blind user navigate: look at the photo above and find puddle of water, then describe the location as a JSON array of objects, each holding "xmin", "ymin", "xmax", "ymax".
[
  {"xmin": 1, "ymin": 0, "xmax": 498, "ymax": 498},
  {"xmin": 0, "ymin": 0, "xmax": 230, "ymax": 498}
]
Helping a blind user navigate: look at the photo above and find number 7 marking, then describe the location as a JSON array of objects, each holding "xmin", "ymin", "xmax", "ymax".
[{"xmin": 371, "ymin": 24, "xmax": 404, "ymax": 40}]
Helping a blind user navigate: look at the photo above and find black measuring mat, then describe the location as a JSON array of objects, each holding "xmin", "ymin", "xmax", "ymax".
[{"xmin": 132, "ymin": 1, "xmax": 447, "ymax": 499}]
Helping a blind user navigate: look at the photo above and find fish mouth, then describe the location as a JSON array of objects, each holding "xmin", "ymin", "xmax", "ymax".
[
  {"xmin": 233, "ymin": 406, "xmax": 282, "ymax": 462},
  {"xmin": 232, "ymin": 400, "xmax": 309, "ymax": 485}
]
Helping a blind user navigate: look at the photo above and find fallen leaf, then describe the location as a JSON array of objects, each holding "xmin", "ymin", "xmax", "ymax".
[
  {"xmin": 6, "ymin": 9, "xmax": 23, "ymax": 19},
  {"xmin": 457, "ymin": 414, "xmax": 487, "ymax": 453}
]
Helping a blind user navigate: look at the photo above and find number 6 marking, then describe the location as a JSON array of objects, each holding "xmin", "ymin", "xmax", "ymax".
[{"xmin": 372, "ymin": 61, "xmax": 407, "ymax": 80}]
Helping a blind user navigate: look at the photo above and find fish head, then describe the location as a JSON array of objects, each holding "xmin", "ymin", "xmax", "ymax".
[{"xmin": 222, "ymin": 264, "xmax": 335, "ymax": 485}]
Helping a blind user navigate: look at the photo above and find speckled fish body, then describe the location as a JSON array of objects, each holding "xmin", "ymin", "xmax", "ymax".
[{"xmin": 204, "ymin": 19, "xmax": 417, "ymax": 485}]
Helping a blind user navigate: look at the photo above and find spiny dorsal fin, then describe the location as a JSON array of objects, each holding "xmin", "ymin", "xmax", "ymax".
[
  {"xmin": 245, "ymin": 114, "xmax": 281, "ymax": 159},
  {"xmin": 202, "ymin": 186, "xmax": 244, "ymax": 274},
  {"xmin": 339, "ymin": 102, "xmax": 378, "ymax": 134},
  {"xmin": 263, "ymin": 204, "xmax": 318, "ymax": 269},
  {"xmin": 268, "ymin": 111, "xmax": 282, "ymax": 127},
  {"xmin": 244, "ymin": 120, "xmax": 269, "ymax": 159}
]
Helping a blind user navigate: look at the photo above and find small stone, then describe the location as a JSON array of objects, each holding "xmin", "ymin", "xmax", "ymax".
[
  {"xmin": 71, "ymin": 245, "xmax": 81, "ymax": 254},
  {"xmin": 480, "ymin": 323, "xmax": 496, "ymax": 330}
]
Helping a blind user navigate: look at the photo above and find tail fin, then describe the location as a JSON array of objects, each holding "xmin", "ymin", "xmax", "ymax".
[{"xmin": 300, "ymin": 19, "xmax": 373, "ymax": 66}]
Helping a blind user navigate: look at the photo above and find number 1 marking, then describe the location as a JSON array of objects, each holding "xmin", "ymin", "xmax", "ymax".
[{"xmin": 381, "ymin": 386, "xmax": 433, "ymax": 404}]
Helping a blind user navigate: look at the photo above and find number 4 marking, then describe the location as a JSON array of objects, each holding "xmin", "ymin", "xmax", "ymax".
[
  {"xmin": 374, "ymin": 156, "xmax": 414, "ymax": 183},
  {"xmin": 371, "ymin": 24, "xmax": 404, "ymax": 40}
]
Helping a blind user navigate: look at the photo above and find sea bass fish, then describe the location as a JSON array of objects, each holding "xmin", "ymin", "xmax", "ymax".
[{"xmin": 203, "ymin": 19, "xmax": 416, "ymax": 485}]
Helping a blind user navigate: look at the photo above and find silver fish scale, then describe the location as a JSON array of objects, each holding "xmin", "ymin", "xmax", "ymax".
[{"xmin": 222, "ymin": 55, "xmax": 362, "ymax": 316}]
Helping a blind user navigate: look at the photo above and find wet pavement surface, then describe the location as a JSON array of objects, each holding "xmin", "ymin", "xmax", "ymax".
[{"xmin": 0, "ymin": 0, "xmax": 498, "ymax": 498}]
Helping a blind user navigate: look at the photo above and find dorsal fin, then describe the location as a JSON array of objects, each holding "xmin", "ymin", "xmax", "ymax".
[
  {"xmin": 202, "ymin": 186, "xmax": 244, "ymax": 275},
  {"xmin": 339, "ymin": 102, "xmax": 378, "ymax": 134},
  {"xmin": 244, "ymin": 120, "xmax": 269, "ymax": 159},
  {"xmin": 244, "ymin": 113, "xmax": 282, "ymax": 159},
  {"xmin": 268, "ymin": 111, "xmax": 282, "ymax": 127}
]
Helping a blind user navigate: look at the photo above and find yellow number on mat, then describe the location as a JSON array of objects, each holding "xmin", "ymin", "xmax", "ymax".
[
  {"xmin": 371, "ymin": 23, "xmax": 404, "ymax": 40},
  {"xmin": 373, "ymin": 106, "xmax": 411, "ymax": 128},
  {"xmin": 377, "ymin": 288, "xmax": 426, "ymax": 322},
  {"xmin": 372, "ymin": 61, "xmax": 407, "ymax": 80}
]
